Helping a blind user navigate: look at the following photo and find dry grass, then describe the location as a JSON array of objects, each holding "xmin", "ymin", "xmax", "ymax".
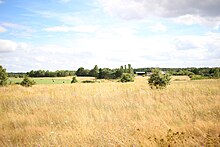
[{"xmin": 0, "ymin": 77, "xmax": 220, "ymax": 146}]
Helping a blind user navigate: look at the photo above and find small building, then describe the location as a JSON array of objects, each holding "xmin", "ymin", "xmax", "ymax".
[{"xmin": 135, "ymin": 71, "xmax": 146, "ymax": 76}]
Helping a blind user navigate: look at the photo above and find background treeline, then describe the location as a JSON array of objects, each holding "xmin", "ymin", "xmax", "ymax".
[
  {"xmin": 75, "ymin": 64, "xmax": 134, "ymax": 79},
  {"xmin": 134, "ymin": 67, "xmax": 220, "ymax": 78},
  {"xmin": 7, "ymin": 66, "xmax": 220, "ymax": 79},
  {"xmin": 8, "ymin": 70, "xmax": 75, "ymax": 78}
]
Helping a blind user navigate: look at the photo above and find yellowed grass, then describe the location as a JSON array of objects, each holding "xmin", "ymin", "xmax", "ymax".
[{"xmin": 0, "ymin": 77, "xmax": 220, "ymax": 146}]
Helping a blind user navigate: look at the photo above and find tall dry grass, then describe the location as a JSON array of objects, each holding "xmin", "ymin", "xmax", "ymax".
[{"xmin": 0, "ymin": 77, "xmax": 219, "ymax": 146}]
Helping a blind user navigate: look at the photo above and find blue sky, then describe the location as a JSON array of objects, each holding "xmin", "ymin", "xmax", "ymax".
[{"xmin": 0, "ymin": 0, "xmax": 220, "ymax": 72}]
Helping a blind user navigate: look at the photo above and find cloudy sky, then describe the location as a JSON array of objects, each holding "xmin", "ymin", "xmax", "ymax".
[{"xmin": 0, "ymin": 0, "xmax": 220, "ymax": 72}]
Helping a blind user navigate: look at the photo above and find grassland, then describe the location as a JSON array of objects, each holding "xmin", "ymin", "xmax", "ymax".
[
  {"xmin": 0, "ymin": 76, "xmax": 220, "ymax": 146},
  {"xmin": 8, "ymin": 77, "xmax": 96, "ymax": 85}
]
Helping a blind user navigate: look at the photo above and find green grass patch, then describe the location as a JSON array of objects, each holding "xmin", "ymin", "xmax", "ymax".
[{"xmin": 8, "ymin": 77, "xmax": 71, "ymax": 85}]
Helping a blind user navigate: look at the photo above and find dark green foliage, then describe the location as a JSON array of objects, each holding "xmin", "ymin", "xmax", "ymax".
[
  {"xmin": 98, "ymin": 68, "xmax": 113, "ymax": 79},
  {"xmin": 27, "ymin": 70, "xmax": 74, "ymax": 77},
  {"xmin": 75, "ymin": 67, "xmax": 89, "ymax": 76},
  {"xmin": 120, "ymin": 73, "xmax": 134, "ymax": 83},
  {"xmin": 189, "ymin": 75, "xmax": 209, "ymax": 80},
  {"xmin": 89, "ymin": 65, "xmax": 99, "ymax": 78},
  {"xmin": 71, "ymin": 76, "xmax": 78, "ymax": 83},
  {"xmin": 0, "ymin": 65, "xmax": 8, "ymax": 86},
  {"xmin": 148, "ymin": 68, "xmax": 171, "ymax": 89},
  {"xmin": 82, "ymin": 80, "xmax": 95, "ymax": 83},
  {"xmin": 20, "ymin": 76, "xmax": 36, "ymax": 87}
]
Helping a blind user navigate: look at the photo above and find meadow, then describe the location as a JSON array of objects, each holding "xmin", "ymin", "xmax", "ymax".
[{"xmin": 0, "ymin": 76, "xmax": 220, "ymax": 146}]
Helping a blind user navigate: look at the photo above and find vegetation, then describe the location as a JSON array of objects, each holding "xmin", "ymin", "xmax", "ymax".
[
  {"xmin": 71, "ymin": 76, "xmax": 78, "ymax": 83},
  {"xmin": 0, "ymin": 65, "xmax": 8, "ymax": 86},
  {"xmin": 27, "ymin": 70, "xmax": 74, "ymax": 77},
  {"xmin": 20, "ymin": 76, "xmax": 36, "ymax": 87},
  {"xmin": 134, "ymin": 67, "xmax": 220, "ymax": 79},
  {"xmin": 148, "ymin": 68, "xmax": 171, "ymax": 89},
  {"xmin": 120, "ymin": 73, "xmax": 134, "ymax": 82},
  {"xmin": 0, "ymin": 77, "xmax": 219, "ymax": 146}
]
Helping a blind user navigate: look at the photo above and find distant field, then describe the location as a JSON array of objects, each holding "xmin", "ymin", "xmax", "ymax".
[
  {"xmin": 1, "ymin": 76, "xmax": 219, "ymax": 146},
  {"xmin": 8, "ymin": 76, "xmax": 190, "ymax": 85},
  {"xmin": 8, "ymin": 77, "xmax": 96, "ymax": 85}
]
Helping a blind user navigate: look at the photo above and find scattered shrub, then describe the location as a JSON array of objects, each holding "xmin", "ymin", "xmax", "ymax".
[
  {"xmin": 82, "ymin": 80, "xmax": 95, "ymax": 83},
  {"xmin": 189, "ymin": 75, "xmax": 209, "ymax": 80},
  {"xmin": 120, "ymin": 73, "xmax": 134, "ymax": 83},
  {"xmin": 0, "ymin": 65, "xmax": 8, "ymax": 86},
  {"xmin": 20, "ymin": 76, "xmax": 36, "ymax": 87},
  {"xmin": 71, "ymin": 76, "xmax": 78, "ymax": 83},
  {"xmin": 148, "ymin": 68, "xmax": 171, "ymax": 89}
]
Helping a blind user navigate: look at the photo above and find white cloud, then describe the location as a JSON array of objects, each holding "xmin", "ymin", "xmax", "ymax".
[
  {"xmin": 98, "ymin": 0, "xmax": 220, "ymax": 19},
  {"xmin": 0, "ymin": 39, "xmax": 28, "ymax": 53},
  {"xmin": 0, "ymin": 0, "xmax": 4, "ymax": 4},
  {"xmin": 0, "ymin": 26, "xmax": 7, "ymax": 32},
  {"xmin": 173, "ymin": 14, "xmax": 220, "ymax": 29},
  {"xmin": 150, "ymin": 22, "xmax": 167, "ymax": 32},
  {"xmin": 1, "ymin": 22, "xmax": 36, "ymax": 37},
  {"xmin": 44, "ymin": 25, "xmax": 98, "ymax": 33}
]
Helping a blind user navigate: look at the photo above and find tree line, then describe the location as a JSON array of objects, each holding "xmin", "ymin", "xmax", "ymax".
[
  {"xmin": 134, "ymin": 67, "xmax": 220, "ymax": 78},
  {"xmin": 75, "ymin": 64, "xmax": 134, "ymax": 79},
  {"xmin": 3, "ymin": 65, "xmax": 220, "ymax": 79},
  {"xmin": 8, "ymin": 70, "xmax": 75, "ymax": 78}
]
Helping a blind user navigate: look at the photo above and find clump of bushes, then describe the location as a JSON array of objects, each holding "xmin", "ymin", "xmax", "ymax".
[
  {"xmin": 20, "ymin": 76, "xmax": 36, "ymax": 87},
  {"xmin": 71, "ymin": 76, "xmax": 78, "ymax": 83},
  {"xmin": 189, "ymin": 75, "xmax": 209, "ymax": 80},
  {"xmin": 120, "ymin": 73, "xmax": 134, "ymax": 83},
  {"xmin": 0, "ymin": 65, "xmax": 8, "ymax": 86},
  {"xmin": 82, "ymin": 80, "xmax": 96, "ymax": 83},
  {"xmin": 148, "ymin": 68, "xmax": 171, "ymax": 89}
]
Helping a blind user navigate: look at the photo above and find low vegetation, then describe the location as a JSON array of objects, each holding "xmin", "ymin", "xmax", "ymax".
[
  {"xmin": 120, "ymin": 73, "xmax": 134, "ymax": 82},
  {"xmin": 148, "ymin": 68, "xmax": 171, "ymax": 89},
  {"xmin": 0, "ymin": 65, "xmax": 8, "ymax": 86},
  {"xmin": 71, "ymin": 76, "xmax": 78, "ymax": 83},
  {"xmin": 20, "ymin": 76, "xmax": 36, "ymax": 87}
]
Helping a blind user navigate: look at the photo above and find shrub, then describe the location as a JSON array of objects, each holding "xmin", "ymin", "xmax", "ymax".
[
  {"xmin": 189, "ymin": 75, "xmax": 209, "ymax": 80},
  {"xmin": 0, "ymin": 65, "xmax": 8, "ymax": 86},
  {"xmin": 82, "ymin": 80, "xmax": 95, "ymax": 83},
  {"xmin": 71, "ymin": 76, "xmax": 78, "ymax": 83},
  {"xmin": 148, "ymin": 69, "xmax": 171, "ymax": 89},
  {"xmin": 20, "ymin": 76, "xmax": 36, "ymax": 87},
  {"xmin": 120, "ymin": 73, "xmax": 134, "ymax": 83}
]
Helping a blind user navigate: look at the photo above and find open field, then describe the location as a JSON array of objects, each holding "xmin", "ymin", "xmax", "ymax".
[
  {"xmin": 0, "ymin": 77, "xmax": 220, "ymax": 146},
  {"xmin": 9, "ymin": 76, "xmax": 190, "ymax": 85},
  {"xmin": 8, "ymin": 77, "xmax": 96, "ymax": 85}
]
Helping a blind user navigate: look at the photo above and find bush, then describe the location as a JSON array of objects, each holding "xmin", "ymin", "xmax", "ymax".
[
  {"xmin": 82, "ymin": 80, "xmax": 95, "ymax": 83},
  {"xmin": 148, "ymin": 69, "xmax": 171, "ymax": 89},
  {"xmin": 189, "ymin": 75, "xmax": 209, "ymax": 80},
  {"xmin": 0, "ymin": 65, "xmax": 8, "ymax": 86},
  {"xmin": 20, "ymin": 76, "xmax": 36, "ymax": 87},
  {"xmin": 71, "ymin": 76, "xmax": 78, "ymax": 83},
  {"xmin": 120, "ymin": 73, "xmax": 134, "ymax": 83}
]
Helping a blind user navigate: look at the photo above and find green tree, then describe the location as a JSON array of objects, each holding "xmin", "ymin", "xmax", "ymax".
[
  {"xmin": 213, "ymin": 68, "xmax": 220, "ymax": 78},
  {"xmin": 127, "ymin": 64, "xmax": 134, "ymax": 75},
  {"xmin": 89, "ymin": 65, "xmax": 99, "ymax": 78},
  {"xmin": 148, "ymin": 68, "xmax": 171, "ymax": 89},
  {"xmin": 71, "ymin": 76, "xmax": 78, "ymax": 83},
  {"xmin": 20, "ymin": 76, "xmax": 36, "ymax": 87},
  {"xmin": 0, "ymin": 65, "xmax": 8, "ymax": 86},
  {"xmin": 120, "ymin": 73, "xmax": 134, "ymax": 83}
]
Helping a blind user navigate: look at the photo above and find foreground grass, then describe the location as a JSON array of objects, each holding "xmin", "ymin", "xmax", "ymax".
[{"xmin": 0, "ymin": 77, "xmax": 220, "ymax": 146}]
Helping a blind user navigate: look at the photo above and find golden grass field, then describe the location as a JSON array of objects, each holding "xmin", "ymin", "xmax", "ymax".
[{"xmin": 0, "ymin": 76, "xmax": 220, "ymax": 146}]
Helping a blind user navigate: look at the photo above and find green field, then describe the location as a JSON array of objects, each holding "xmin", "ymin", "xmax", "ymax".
[
  {"xmin": 8, "ymin": 77, "xmax": 71, "ymax": 85},
  {"xmin": 8, "ymin": 77, "xmax": 96, "ymax": 85}
]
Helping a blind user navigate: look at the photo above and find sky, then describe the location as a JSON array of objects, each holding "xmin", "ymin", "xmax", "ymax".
[{"xmin": 0, "ymin": 0, "xmax": 220, "ymax": 72}]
